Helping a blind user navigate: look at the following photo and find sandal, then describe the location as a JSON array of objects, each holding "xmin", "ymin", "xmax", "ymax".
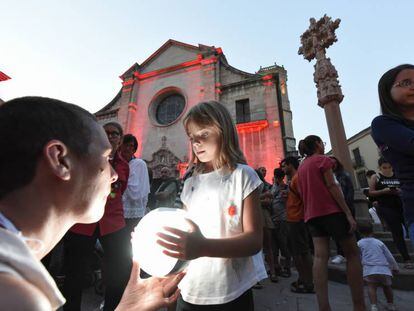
[
  {"xmin": 403, "ymin": 262, "xmax": 414, "ymax": 269},
  {"xmin": 290, "ymin": 281, "xmax": 315, "ymax": 294},
  {"xmin": 253, "ymin": 282, "xmax": 264, "ymax": 289},
  {"xmin": 270, "ymin": 274, "xmax": 278, "ymax": 283},
  {"xmin": 280, "ymin": 268, "xmax": 291, "ymax": 278}
]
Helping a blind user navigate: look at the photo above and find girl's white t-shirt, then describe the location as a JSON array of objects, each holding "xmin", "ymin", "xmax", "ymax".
[{"xmin": 179, "ymin": 164, "xmax": 267, "ymax": 305}]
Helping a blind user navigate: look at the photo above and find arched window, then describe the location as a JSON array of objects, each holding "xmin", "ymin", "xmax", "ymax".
[{"xmin": 155, "ymin": 94, "xmax": 185, "ymax": 125}]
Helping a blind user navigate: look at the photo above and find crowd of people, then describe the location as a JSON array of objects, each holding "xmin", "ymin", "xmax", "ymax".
[{"xmin": 1, "ymin": 63, "xmax": 414, "ymax": 311}]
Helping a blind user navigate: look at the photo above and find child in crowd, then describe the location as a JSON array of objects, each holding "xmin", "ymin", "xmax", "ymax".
[
  {"xmin": 357, "ymin": 222, "xmax": 399, "ymax": 311},
  {"xmin": 157, "ymin": 101, "xmax": 266, "ymax": 311}
]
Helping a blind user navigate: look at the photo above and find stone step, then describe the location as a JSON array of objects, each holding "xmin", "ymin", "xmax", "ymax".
[
  {"xmin": 381, "ymin": 238, "xmax": 413, "ymax": 254},
  {"xmin": 373, "ymin": 231, "xmax": 393, "ymax": 239},
  {"xmin": 328, "ymin": 262, "xmax": 414, "ymax": 291}
]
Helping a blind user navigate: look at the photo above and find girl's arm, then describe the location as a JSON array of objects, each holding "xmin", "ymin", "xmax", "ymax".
[
  {"xmin": 372, "ymin": 116, "xmax": 414, "ymax": 156},
  {"xmin": 157, "ymin": 188, "xmax": 263, "ymax": 260},
  {"xmin": 368, "ymin": 174, "xmax": 395, "ymax": 197},
  {"xmin": 323, "ymin": 168, "xmax": 356, "ymax": 233},
  {"xmin": 381, "ymin": 242, "xmax": 399, "ymax": 272}
]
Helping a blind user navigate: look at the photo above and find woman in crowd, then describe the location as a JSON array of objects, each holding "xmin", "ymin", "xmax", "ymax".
[
  {"xmin": 368, "ymin": 157, "xmax": 412, "ymax": 268},
  {"xmin": 330, "ymin": 156, "xmax": 358, "ymax": 264},
  {"xmin": 371, "ymin": 64, "xmax": 414, "ymax": 250},
  {"xmin": 297, "ymin": 135, "xmax": 365, "ymax": 311}
]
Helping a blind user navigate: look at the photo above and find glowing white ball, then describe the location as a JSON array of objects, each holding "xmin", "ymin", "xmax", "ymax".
[{"xmin": 132, "ymin": 208, "xmax": 190, "ymax": 277}]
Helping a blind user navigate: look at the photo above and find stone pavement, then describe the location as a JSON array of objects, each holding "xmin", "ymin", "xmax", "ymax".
[
  {"xmin": 253, "ymin": 272, "xmax": 414, "ymax": 311},
  {"xmin": 81, "ymin": 270, "xmax": 414, "ymax": 311}
]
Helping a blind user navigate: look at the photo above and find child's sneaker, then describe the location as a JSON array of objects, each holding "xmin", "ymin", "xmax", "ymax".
[
  {"xmin": 370, "ymin": 304, "xmax": 378, "ymax": 311},
  {"xmin": 386, "ymin": 303, "xmax": 397, "ymax": 311}
]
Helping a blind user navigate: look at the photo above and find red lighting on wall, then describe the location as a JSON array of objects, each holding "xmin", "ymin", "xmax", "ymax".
[
  {"xmin": 200, "ymin": 57, "xmax": 218, "ymax": 66},
  {"xmin": 261, "ymin": 74, "xmax": 273, "ymax": 81},
  {"xmin": 0, "ymin": 71, "xmax": 11, "ymax": 82},
  {"xmin": 133, "ymin": 58, "xmax": 205, "ymax": 81},
  {"xmin": 128, "ymin": 103, "xmax": 137, "ymax": 111},
  {"xmin": 236, "ymin": 120, "xmax": 269, "ymax": 134},
  {"xmin": 122, "ymin": 79, "xmax": 135, "ymax": 86},
  {"xmin": 177, "ymin": 162, "xmax": 189, "ymax": 178}
]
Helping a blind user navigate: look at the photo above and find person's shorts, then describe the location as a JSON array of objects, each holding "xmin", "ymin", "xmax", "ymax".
[
  {"xmin": 287, "ymin": 221, "xmax": 311, "ymax": 256},
  {"xmin": 363, "ymin": 274, "xmax": 392, "ymax": 286},
  {"xmin": 306, "ymin": 212, "xmax": 351, "ymax": 241}
]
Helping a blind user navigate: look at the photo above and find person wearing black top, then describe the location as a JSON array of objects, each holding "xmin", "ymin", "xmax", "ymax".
[
  {"xmin": 371, "ymin": 64, "xmax": 414, "ymax": 253},
  {"xmin": 368, "ymin": 157, "xmax": 412, "ymax": 268}
]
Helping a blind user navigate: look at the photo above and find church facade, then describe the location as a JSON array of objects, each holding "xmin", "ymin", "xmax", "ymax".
[{"xmin": 96, "ymin": 40, "xmax": 295, "ymax": 179}]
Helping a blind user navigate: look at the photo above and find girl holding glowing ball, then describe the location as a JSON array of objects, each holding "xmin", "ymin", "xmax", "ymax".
[{"xmin": 157, "ymin": 101, "xmax": 267, "ymax": 311}]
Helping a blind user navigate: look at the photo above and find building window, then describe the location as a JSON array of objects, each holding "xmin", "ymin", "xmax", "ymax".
[
  {"xmin": 236, "ymin": 99, "xmax": 250, "ymax": 123},
  {"xmin": 356, "ymin": 170, "xmax": 368, "ymax": 188},
  {"xmin": 352, "ymin": 147, "xmax": 364, "ymax": 168},
  {"xmin": 155, "ymin": 94, "xmax": 185, "ymax": 125}
]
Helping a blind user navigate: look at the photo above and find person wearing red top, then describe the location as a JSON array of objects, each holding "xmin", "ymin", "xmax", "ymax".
[
  {"xmin": 297, "ymin": 135, "xmax": 365, "ymax": 311},
  {"xmin": 63, "ymin": 122, "xmax": 132, "ymax": 311}
]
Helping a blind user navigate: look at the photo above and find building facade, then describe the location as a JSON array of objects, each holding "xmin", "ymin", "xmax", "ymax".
[
  {"xmin": 96, "ymin": 40, "xmax": 295, "ymax": 179},
  {"xmin": 344, "ymin": 126, "xmax": 381, "ymax": 189}
]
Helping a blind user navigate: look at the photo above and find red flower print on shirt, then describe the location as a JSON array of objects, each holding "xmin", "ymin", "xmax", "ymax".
[{"xmin": 228, "ymin": 202, "xmax": 237, "ymax": 216}]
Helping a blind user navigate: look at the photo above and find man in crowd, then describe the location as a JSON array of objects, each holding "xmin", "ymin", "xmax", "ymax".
[
  {"xmin": 154, "ymin": 167, "xmax": 178, "ymax": 208},
  {"xmin": 0, "ymin": 97, "xmax": 183, "ymax": 311},
  {"xmin": 281, "ymin": 157, "xmax": 314, "ymax": 293}
]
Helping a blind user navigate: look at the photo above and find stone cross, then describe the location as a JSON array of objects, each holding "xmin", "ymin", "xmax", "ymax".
[
  {"xmin": 298, "ymin": 15, "xmax": 353, "ymax": 182},
  {"xmin": 299, "ymin": 15, "xmax": 343, "ymax": 107},
  {"xmin": 298, "ymin": 14, "xmax": 371, "ymax": 223}
]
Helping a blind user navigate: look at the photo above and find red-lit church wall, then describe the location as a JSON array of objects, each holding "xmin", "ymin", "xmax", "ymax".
[
  {"xmin": 125, "ymin": 63, "xmax": 205, "ymax": 166},
  {"xmin": 236, "ymin": 81, "xmax": 285, "ymax": 183},
  {"xmin": 120, "ymin": 56, "xmax": 285, "ymax": 181}
]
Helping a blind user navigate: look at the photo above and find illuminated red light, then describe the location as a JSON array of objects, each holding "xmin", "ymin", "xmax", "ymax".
[{"xmin": 236, "ymin": 120, "xmax": 269, "ymax": 134}]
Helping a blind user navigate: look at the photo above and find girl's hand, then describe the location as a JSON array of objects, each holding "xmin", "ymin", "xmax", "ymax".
[
  {"xmin": 157, "ymin": 219, "xmax": 206, "ymax": 260},
  {"xmin": 116, "ymin": 261, "xmax": 185, "ymax": 311},
  {"xmin": 346, "ymin": 214, "xmax": 357, "ymax": 234}
]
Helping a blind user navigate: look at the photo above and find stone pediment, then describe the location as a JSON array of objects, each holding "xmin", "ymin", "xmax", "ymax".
[{"xmin": 140, "ymin": 40, "xmax": 206, "ymax": 74}]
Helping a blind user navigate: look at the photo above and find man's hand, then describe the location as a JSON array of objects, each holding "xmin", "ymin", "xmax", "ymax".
[
  {"xmin": 116, "ymin": 261, "xmax": 185, "ymax": 311},
  {"xmin": 157, "ymin": 218, "xmax": 206, "ymax": 260}
]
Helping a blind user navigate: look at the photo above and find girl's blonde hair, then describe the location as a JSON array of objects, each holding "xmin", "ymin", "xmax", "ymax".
[{"xmin": 183, "ymin": 101, "xmax": 246, "ymax": 174}]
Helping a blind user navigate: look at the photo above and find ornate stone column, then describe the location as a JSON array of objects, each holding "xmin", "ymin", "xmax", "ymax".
[{"xmin": 299, "ymin": 15, "xmax": 370, "ymax": 222}]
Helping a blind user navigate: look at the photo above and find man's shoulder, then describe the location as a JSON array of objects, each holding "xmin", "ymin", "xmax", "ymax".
[{"xmin": 0, "ymin": 273, "xmax": 51, "ymax": 310}]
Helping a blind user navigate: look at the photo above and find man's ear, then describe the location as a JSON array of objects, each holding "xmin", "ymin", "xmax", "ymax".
[{"xmin": 43, "ymin": 140, "xmax": 71, "ymax": 181}]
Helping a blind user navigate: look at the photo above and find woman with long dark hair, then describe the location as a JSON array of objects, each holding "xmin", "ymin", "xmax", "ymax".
[
  {"xmin": 297, "ymin": 135, "xmax": 365, "ymax": 311},
  {"xmin": 371, "ymin": 63, "xmax": 414, "ymax": 253}
]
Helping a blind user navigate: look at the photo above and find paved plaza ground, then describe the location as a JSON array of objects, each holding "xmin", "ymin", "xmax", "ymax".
[{"xmin": 81, "ymin": 270, "xmax": 414, "ymax": 311}]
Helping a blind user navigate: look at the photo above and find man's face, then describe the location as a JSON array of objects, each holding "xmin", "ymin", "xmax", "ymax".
[
  {"xmin": 120, "ymin": 141, "xmax": 137, "ymax": 161},
  {"xmin": 73, "ymin": 122, "xmax": 118, "ymax": 223},
  {"xmin": 160, "ymin": 168, "xmax": 170, "ymax": 180}
]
